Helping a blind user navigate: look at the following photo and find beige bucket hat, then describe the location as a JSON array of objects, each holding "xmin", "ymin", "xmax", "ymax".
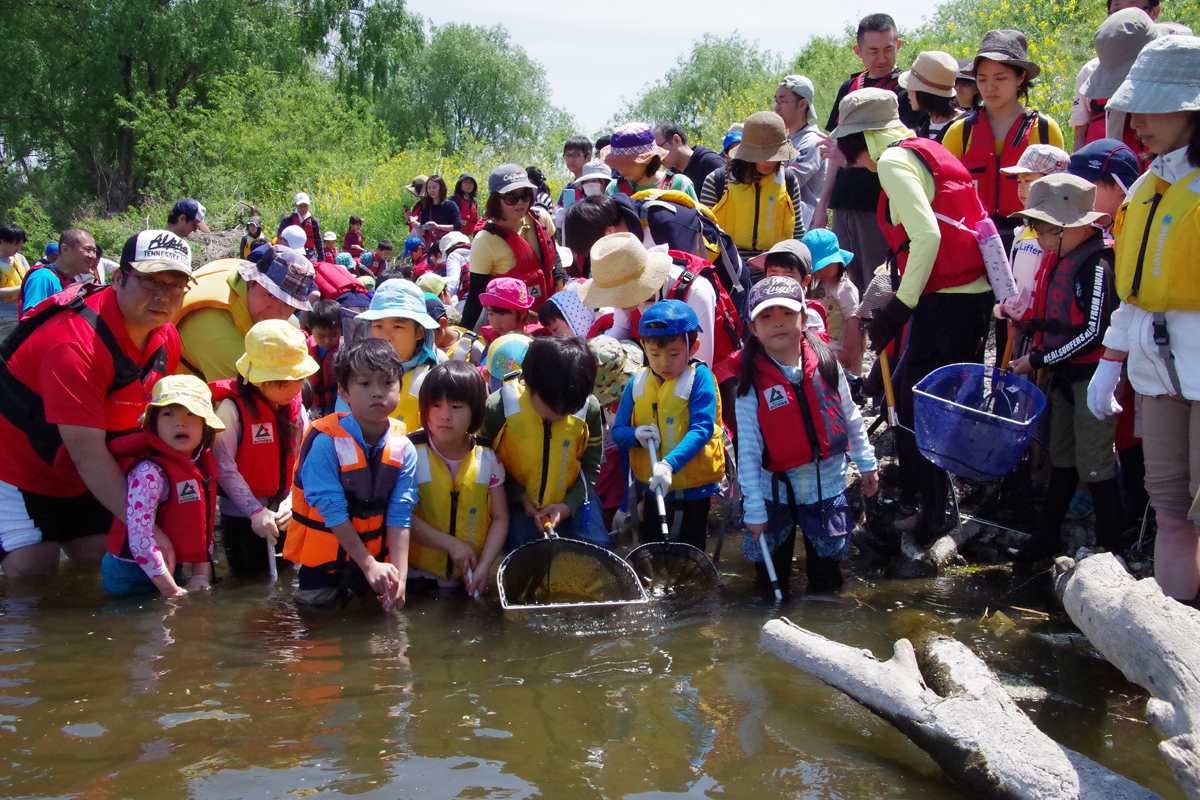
[
  {"xmin": 1109, "ymin": 35, "xmax": 1200, "ymax": 114},
  {"xmin": 1083, "ymin": 8, "xmax": 1159, "ymax": 100},
  {"xmin": 731, "ymin": 112, "xmax": 800, "ymax": 162},
  {"xmin": 830, "ymin": 89, "xmax": 904, "ymax": 138},
  {"xmin": 1010, "ymin": 173, "xmax": 1107, "ymax": 228},
  {"xmin": 900, "ymin": 51, "xmax": 960, "ymax": 98}
]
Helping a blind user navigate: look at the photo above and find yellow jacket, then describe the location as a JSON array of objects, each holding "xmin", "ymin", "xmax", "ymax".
[
  {"xmin": 492, "ymin": 376, "xmax": 587, "ymax": 507},
  {"xmin": 628, "ymin": 364, "xmax": 724, "ymax": 490},
  {"xmin": 1114, "ymin": 168, "xmax": 1200, "ymax": 312},
  {"xmin": 407, "ymin": 431, "xmax": 494, "ymax": 578}
]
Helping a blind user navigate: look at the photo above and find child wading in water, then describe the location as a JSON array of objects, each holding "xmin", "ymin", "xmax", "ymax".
[
  {"xmin": 734, "ymin": 277, "xmax": 878, "ymax": 597},
  {"xmin": 211, "ymin": 320, "xmax": 317, "ymax": 577},
  {"xmin": 407, "ymin": 361, "xmax": 508, "ymax": 594},
  {"xmin": 103, "ymin": 376, "xmax": 225, "ymax": 597}
]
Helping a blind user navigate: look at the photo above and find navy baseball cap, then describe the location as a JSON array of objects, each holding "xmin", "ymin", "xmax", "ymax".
[
  {"xmin": 639, "ymin": 299, "xmax": 699, "ymax": 337},
  {"xmin": 424, "ymin": 293, "xmax": 447, "ymax": 322},
  {"xmin": 169, "ymin": 198, "xmax": 210, "ymax": 232},
  {"xmin": 1069, "ymin": 139, "xmax": 1140, "ymax": 193}
]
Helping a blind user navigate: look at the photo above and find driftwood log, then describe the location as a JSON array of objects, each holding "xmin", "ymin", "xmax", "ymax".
[
  {"xmin": 1056, "ymin": 551, "xmax": 1200, "ymax": 800},
  {"xmin": 761, "ymin": 618, "xmax": 1162, "ymax": 800}
]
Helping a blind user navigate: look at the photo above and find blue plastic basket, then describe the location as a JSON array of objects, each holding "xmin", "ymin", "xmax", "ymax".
[{"xmin": 912, "ymin": 363, "xmax": 1047, "ymax": 482}]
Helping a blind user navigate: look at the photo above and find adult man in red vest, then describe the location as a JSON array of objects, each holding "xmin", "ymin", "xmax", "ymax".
[{"xmin": 0, "ymin": 230, "xmax": 190, "ymax": 578}]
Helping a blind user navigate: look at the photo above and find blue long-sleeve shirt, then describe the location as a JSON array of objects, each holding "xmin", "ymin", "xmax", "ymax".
[
  {"xmin": 611, "ymin": 363, "xmax": 720, "ymax": 501},
  {"xmin": 299, "ymin": 412, "xmax": 418, "ymax": 529},
  {"xmin": 735, "ymin": 356, "xmax": 876, "ymax": 525}
]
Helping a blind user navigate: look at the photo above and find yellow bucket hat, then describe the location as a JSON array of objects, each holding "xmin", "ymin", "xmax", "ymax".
[
  {"xmin": 145, "ymin": 375, "xmax": 225, "ymax": 431},
  {"xmin": 236, "ymin": 320, "xmax": 320, "ymax": 384}
]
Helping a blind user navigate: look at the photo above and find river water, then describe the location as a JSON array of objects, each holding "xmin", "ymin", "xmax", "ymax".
[{"xmin": 0, "ymin": 556, "xmax": 1185, "ymax": 800}]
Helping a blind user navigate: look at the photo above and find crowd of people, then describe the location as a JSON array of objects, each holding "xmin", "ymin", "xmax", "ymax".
[{"xmin": 1, "ymin": 2, "xmax": 1198, "ymax": 611}]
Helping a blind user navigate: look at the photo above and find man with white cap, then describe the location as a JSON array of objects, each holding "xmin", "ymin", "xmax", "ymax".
[
  {"xmin": 775, "ymin": 75, "xmax": 827, "ymax": 230},
  {"xmin": 277, "ymin": 191, "xmax": 325, "ymax": 263},
  {"xmin": 0, "ymin": 229, "xmax": 191, "ymax": 578}
]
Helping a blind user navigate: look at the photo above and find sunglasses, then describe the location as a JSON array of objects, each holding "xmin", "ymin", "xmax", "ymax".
[{"xmin": 500, "ymin": 190, "xmax": 534, "ymax": 206}]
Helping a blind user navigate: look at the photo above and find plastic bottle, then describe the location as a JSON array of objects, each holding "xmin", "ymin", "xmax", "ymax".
[{"xmin": 976, "ymin": 218, "xmax": 1017, "ymax": 301}]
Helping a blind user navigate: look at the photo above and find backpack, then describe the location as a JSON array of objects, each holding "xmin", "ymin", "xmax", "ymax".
[
  {"xmin": 631, "ymin": 189, "xmax": 751, "ymax": 323},
  {"xmin": 664, "ymin": 251, "xmax": 744, "ymax": 368}
]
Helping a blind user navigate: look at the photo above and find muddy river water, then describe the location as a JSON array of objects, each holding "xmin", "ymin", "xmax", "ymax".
[{"xmin": 0, "ymin": 557, "xmax": 1186, "ymax": 799}]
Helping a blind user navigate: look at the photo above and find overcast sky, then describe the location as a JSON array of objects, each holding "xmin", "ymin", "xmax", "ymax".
[{"xmin": 408, "ymin": 0, "xmax": 939, "ymax": 135}]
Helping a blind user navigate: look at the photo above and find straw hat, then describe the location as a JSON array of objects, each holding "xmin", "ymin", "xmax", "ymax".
[
  {"xmin": 577, "ymin": 233, "xmax": 673, "ymax": 310},
  {"xmin": 236, "ymin": 320, "xmax": 320, "ymax": 383},
  {"xmin": 970, "ymin": 29, "xmax": 1041, "ymax": 80},
  {"xmin": 405, "ymin": 175, "xmax": 428, "ymax": 197},
  {"xmin": 900, "ymin": 51, "xmax": 960, "ymax": 99},
  {"xmin": 1083, "ymin": 8, "xmax": 1159, "ymax": 100},
  {"xmin": 830, "ymin": 89, "xmax": 904, "ymax": 138},
  {"xmin": 1109, "ymin": 35, "xmax": 1200, "ymax": 114},
  {"xmin": 145, "ymin": 375, "xmax": 225, "ymax": 431},
  {"xmin": 589, "ymin": 336, "xmax": 644, "ymax": 406},
  {"xmin": 731, "ymin": 112, "xmax": 799, "ymax": 162},
  {"xmin": 1009, "ymin": 173, "xmax": 1107, "ymax": 228},
  {"xmin": 604, "ymin": 123, "xmax": 669, "ymax": 172}
]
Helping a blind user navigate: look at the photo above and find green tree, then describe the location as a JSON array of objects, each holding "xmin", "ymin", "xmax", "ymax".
[{"xmin": 379, "ymin": 23, "xmax": 568, "ymax": 153}]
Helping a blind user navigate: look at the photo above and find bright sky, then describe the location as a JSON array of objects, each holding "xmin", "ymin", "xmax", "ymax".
[{"xmin": 409, "ymin": 0, "xmax": 939, "ymax": 135}]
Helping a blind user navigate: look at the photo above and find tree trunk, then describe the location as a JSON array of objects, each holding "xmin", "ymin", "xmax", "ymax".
[
  {"xmin": 1055, "ymin": 551, "xmax": 1200, "ymax": 800},
  {"xmin": 761, "ymin": 618, "xmax": 1162, "ymax": 800}
]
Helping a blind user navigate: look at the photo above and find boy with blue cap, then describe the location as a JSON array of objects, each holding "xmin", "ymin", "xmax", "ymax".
[{"xmin": 611, "ymin": 299, "xmax": 724, "ymax": 553}]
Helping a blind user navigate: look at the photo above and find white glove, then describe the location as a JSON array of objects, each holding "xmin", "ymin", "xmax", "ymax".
[
  {"xmin": 648, "ymin": 460, "xmax": 674, "ymax": 495},
  {"xmin": 634, "ymin": 425, "xmax": 661, "ymax": 449},
  {"xmin": 1087, "ymin": 358, "xmax": 1124, "ymax": 420},
  {"xmin": 553, "ymin": 206, "xmax": 566, "ymax": 229}
]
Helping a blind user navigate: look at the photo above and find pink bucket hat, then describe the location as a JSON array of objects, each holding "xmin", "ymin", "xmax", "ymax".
[{"xmin": 479, "ymin": 276, "xmax": 535, "ymax": 311}]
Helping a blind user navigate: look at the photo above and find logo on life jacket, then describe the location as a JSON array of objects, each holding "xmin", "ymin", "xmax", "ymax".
[
  {"xmin": 764, "ymin": 385, "xmax": 790, "ymax": 411},
  {"xmin": 252, "ymin": 423, "xmax": 275, "ymax": 444},
  {"xmin": 176, "ymin": 480, "xmax": 201, "ymax": 504}
]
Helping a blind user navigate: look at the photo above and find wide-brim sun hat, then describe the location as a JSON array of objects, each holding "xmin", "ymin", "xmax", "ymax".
[
  {"xmin": 970, "ymin": 29, "xmax": 1041, "ymax": 80},
  {"xmin": 357, "ymin": 278, "xmax": 438, "ymax": 329},
  {"xmin": 801, "ymin": 229, "xmax": 856, "ymax": 272},
  {"xmin": 1108, "ymin": 35, "xmax": 1200, "ymax": 114},
  {"xmin": 900, "ymin": 51, "xmax": 960, "ymax": 99},
  {"xmin": 578, "ymin": 232, "xmax": 673, "ymax": 310},
  {"xmin": 731, "ymin": 111, "xmax": 799, "ymax": 162},
  {"xmin": 479, "ymin": 276, "xmax": 535, "ymax": 311},
  {"xmin": 237, "ymin": 246, "xmax": 315, "ymax": 311},
  {"xmin": 604, "ymin": 123, "xmax": 669, "ymax": 172},
  {"xmin": 589, "ymin": 335, "xmax": 644, "ymax": 406},
  {"xmin": 236, "ymin": 319, "xmax": 320, "ymax": 383},
  {"xmin": 1009, "ymin": 173, "xmax": 1108, "ymax": 228},
  {"xmin": 1083, "ymin": 8, "xmax": 1159, "ymax": 100},
  {"xmin": 145, "ymin": 374, "xmax": 225, "ymax": 431},
  {"xmin": 830, "ymin": 88, "xmax": 905, "ymax": 138},
  {"xmin": 405, "ymin": 175, "xmax": 428, "ymax": 197}
]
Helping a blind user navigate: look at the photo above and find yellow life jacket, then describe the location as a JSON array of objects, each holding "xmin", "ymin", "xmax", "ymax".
[
  {"xmin": 628, "ymin": 363, "xmax": 724, "ymax": 490},
  {"xmin": 0, "ymin": 254, "xmax": 28, "ymax": 301},
  {"xmin": 1114, "ymin": 168, "xmax": 1200, "ymax": 312},
  {"xmin": 389, "ymin": 363, "xmax": 430, "ymax": 431},
  {"xmin": 443, "ymin": 327, "xmax": 484, "ymax": 366},
  {"xmin": 492, "ymin": 375, "xmax": 588, "ymax": 507},
  {"xmin": 283, "ymin": 413, "xmax": 409, "ymax": 569},
  {"xmin": 407, "ymin": 431, "xmax": 494, "ymax": 578},
  {"xmin": 711, "ymin": 167, "xmax": 796, "ymax": 253}
]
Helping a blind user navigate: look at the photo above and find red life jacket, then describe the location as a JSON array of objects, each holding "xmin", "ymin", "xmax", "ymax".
[
  {"xmin": 313, "ymin": 261, "xmax": 366, "ymax": 299},
  {"xmin": 481, "ymin": 215, "xmax": 556, "ymax": 311},
  {"xmin": 107, "ymin": 431, "xmax": 217, "ymax": 565},
  {"xmin": 209, "ymin": 380, "xmax": 301, "ymax": 501},
  {"xmin": 959, "ymin": 108, "xmax": 1050, "ymax": 217},
  {"xmin": 805, "ymin": 298, "xmax": 831, "ymax": 344},
  {"xmin": 454, "ymin": 195, "xmax": 479, "ymax": 236},
  {"xmin": 877, "ymin": 137, "xmax": 988, "ymax": 295},
  {"xmin": 662, "ymin": 251, "xmax": 744, "ymax": 371},
  {"xmin": 849, "ymin": 69, "xmax": 902, "ymax": 94},
  {"xmin": 728, "ymin": 343, "xmax": 848, "ymax": 472},
  {"xmin": 280, "ymin": 212, "xmax": 320, "ymax": 251},
  {"xmin": 1084, "ymin": 102, "xmax": 1151, "ymax": 175},
  {"xmin": 0, "ymin": 283, "xmax": 173, "ymax": 465},
  {"xmin": 1031, "ymin": 236, "xmax": 1109, "ymax": 364},
  {"xmin": 307, "ymin": 340, "xmax": 340, "ymax": 411}
]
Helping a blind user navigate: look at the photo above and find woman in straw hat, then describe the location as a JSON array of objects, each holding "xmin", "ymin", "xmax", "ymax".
[
  {"xmin": 1087, "ymin": 35, "xmax": 1200, "ymax": 601},
  {"xmin": 700, "ymin": 111, "xmax": 806, "ymax": 263},
  {"xmin": 604, "ymin": 122, "xmax": 697, "ymax": 201},
  {"xmin": 901, "ymin": 51, "xmax": 964, "ymax": 143},
  {"xmin": 831, "ymin": 88, "xmax": 994, "ymax": 545}
]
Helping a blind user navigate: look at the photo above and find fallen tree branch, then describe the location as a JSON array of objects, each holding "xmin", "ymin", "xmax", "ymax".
[
  {"xmin": 761, "ymin": 618, "xmax": 1162, "ymax": 800},
  {"xmin": 1055, "ymin": 551, "xmax": 1200, "ymax": 800}
]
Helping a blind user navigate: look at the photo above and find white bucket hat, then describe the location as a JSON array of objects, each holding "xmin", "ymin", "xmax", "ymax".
[{"xmin": 1109, "ymin": 35, "xmax": 1200, "ymax": 114}]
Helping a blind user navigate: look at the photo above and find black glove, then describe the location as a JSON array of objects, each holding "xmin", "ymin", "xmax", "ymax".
[{"xmin": 867, "ymin": 296, "xmax": 914, "ymax": 353}]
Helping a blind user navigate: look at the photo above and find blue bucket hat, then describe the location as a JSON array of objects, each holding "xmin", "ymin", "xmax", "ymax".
[
  {"xmin": 335, "ymin": 252, "xmax": 353, "ymax": 269},
  {"xmin": 357, "ymin": 278, "xmax": 437, "ymax": 329},
  {"xmin": 802, "ymin": 229, "xmax": 855, "ymax": 272},
  {"xmin": 1068, "ymin": 138, "xmax": 1141, "ymax": 193},
  {"xmin": 639, "ymin": 299, "xmax": 700, "ymax": 337},
  {"xmin": 402, "ymin": 236, "xmax": 424, "ymax": 259}
]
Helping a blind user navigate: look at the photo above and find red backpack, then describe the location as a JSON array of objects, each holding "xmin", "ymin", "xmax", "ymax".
[{"xmin": 663, "ymin": 251, "xmax": 744, "ymax": 372}]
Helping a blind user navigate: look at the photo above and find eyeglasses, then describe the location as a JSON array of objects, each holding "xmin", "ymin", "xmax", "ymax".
[
  {"xmin": 500, "ymin": 191, "xmax": 534, "ymax": 206},
  {"xmin": 131, "ymin": 271, "xmax": 189, "ymax": 297},
  {"xmin": 1030, "ymin": 219, "xmax": 1064, "ymax": 236}
]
